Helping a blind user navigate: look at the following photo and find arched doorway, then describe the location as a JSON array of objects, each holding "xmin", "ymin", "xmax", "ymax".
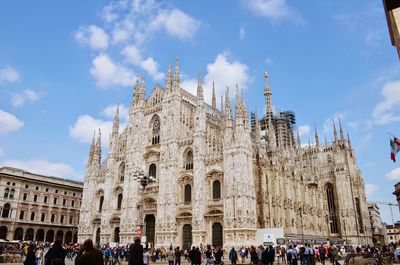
[
  {"xmin": 114, "ymin": 227, "xmax": 120, "ymax": 243},
  {"xmin": 0, "ymin": 226, "xmax": 7, "ymax": 240},
  {"xmin": 73, "ymin": 232, "xmax": 78, "ymax": 243},
  {"xmin": 46, "ymin": 230, "xmax": 54, "ymax": 242},
  {"xmin": 182, "ymin": 224, "xmax": 192, "ymax": 249},
  {"xmin": 25, "ymin": 228, "xmax": 34, "ymax": 241},
  {"xmin": 65, "ymin": 231, "xmax": 73, "ymax": 244},
  {"xmin": 14, "ymin": 227, "xmax": 23, "ymax": 240},
  {"xmin": 212, "ymin": 223, "xmax": 223, "ymax": 247},
  {"xmin": 56, "ymin": 230, "xmax": 64, "ymax": 242},
  {"xmin": 95, "ymin": 228, "xmax": 100, "ymax": 244},
  {"xmin": 145, "ymin": 215, "xmax": 155, "ymax": 245},
  {"xmin": 35, "ymin": 229, "xmax": 45, "ymax": 242}
]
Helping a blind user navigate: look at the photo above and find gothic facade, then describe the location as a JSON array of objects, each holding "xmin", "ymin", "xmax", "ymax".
[{"xmin": 78, "ymin": 61, "xmax": 372, "ymax": 248}]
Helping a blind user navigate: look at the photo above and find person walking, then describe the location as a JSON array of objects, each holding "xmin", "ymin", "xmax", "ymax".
[
  {"xmin": 24, "ymin": 245, "xmax": 36, "ymax": 265},
  {"xmin": 35, "ymin": 247, "xmax": 43, "ymax": 265},
  {"xmin": 128, "ymin": 237, "xmax": 144, "ymax": 265},
  {"xmin": 44, "ymin": 240, "xmax": 66, "ymax": 265},
  {"xmin": 175, "ymin": 247, "xmax": 182, "ymax": 265},
  {"xmin": 75, "ymin": 239, "xmax": 104, "ymax": 265},
  {"xmin": 143, "ymin": 248, "xmax": 151, "ymax": 265},
  {"xmin": 229, "ymin": 247, "xmax": 238, "ymax": 265},
  {"xmin": 167, "ymin": 246, "xmax": 175, "ymax": 265},
  {"xmin": 250, "ymin": 246, "xmax": 259, "ymax": 265}
]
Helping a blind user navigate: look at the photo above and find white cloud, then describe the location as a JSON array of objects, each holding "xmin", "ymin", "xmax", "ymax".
[
  {"xmin": 372, "ymin": 80, "xmax": 400, "ymax": 125},
  {"xmin": 0, "ymin": 110, "xmax": 24, "ymax": 135},
  {"xmin": 11, "ymin": 89, "xmax": 41, "ymax": 107},
  {"xmin": 322, "ymin": 112, "xmax": 347, "ymax": 138},
  {"xmin": 244, "ymin": 0, "xmax": 301, "ymax": 22},
  {"xmin": 69, "ymin": 115, "xmax": 113, "ymax": 147},
  {"xmin": 298, "ymin": 124, "xmax": 311, "ymax": 137},
  {"xmin": 240, "ymin": 26, "xmax": 245, "ymax": 39},
  {"xmin": 386, "ymin": 167, "xmax": 400, "ymax": 181},
  {"xmin": 122, "ymin": 45, "xmax": 143, "ymax": 65},
  {"xmin": 0, "ymin": 66, "xmax": 20, "ymax": 84},
  {"xmin": 265, "ymin": 57, "xmax": 274, "ymax": 64},
  {"xmin": 75, "ymin": 25, "xmax": 109, "ymax": 50},
  {"xmin": 90, "ymin": 54, "xmax": 135, "ymax": 88},
  {"xmin": 1, "ymin": 159, "xmax": 76, "ymax": 179},
  {"xmin": 141, "ymin": 57, "xmax": 164, "ymax": 81},
  {"xmin": 150, "ymin": 9, "xmax": 200, "ymax": 40},
  {"xmin": 0, "ymin": 147, "xmax": 4, "ymax": 157},
  {"xmin": 181, "ymin": 52, "xmax": 250, "ymax": 107},
  {"xmin": 101, "ymin": 104, "xmax": 129, "ymax": 122},
  {"xmin": 112, "ymin": 28, "xmax": 130, "ymax": 44},
  {"xmin": 365, "ymin": 184, "xmax": 379, "ymax": 196}
]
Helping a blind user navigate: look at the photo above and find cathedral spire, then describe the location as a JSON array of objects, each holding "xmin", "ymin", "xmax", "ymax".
[
  {"xmin": 197, "ymin": 70, "xmax": 204, "ymax": 101},
  {"xmin": 267, "ymin": 118, "xmax": 276, "ymax": 150},
  {"xmin": 220, "ymin": 95, "xmax": 224, "ymax": 113},
  {"xmin": 254, "ymin": 108, "xmax": 261, "ymax": 143},
  {"xmin": 173, "ymin": 57, "xmax": 180, "ymax": 91},
  {"xmin": 131, "ymin": 73, "xmax": 140, "ymax": 108},
  {"xmin": 225, "ymin": 87, "xmax": 232, "ymax": 121},
  {"xmin": 235, "ymin": 84, "xmax": 241, "ymax": 118},
  {"xmin": 296, "ymin": 129, "xmax": 301, "ymax": 149},
  {"xmin": 324, "ymin": 133, "xmax": 328, "ymax": 146},
  {"xmin": 333, "ymin": 119, "xmax": 338, "ymax": 142},
  {"xmin": 94, "ymin": 128, "xmax": 102, "ymax": 165},
  {"xmin": 166, "ymin": 63, "xmax": 172, "ymax": 92},
  {"xmin": 112, "ymin": 104, "xmax": 120, "ymax": 137},
  {"xmin": 347, "ymin": 131, "xmax": 352, "ymax": 149},
  {"xmin": 87, "ymin": 130, "xmax": 96, "ymax": 166},
  {"xmin": 212, "ymin": 82, "xmax": 216, "ymax": 109},
  {"xmin": 139, "ymin": 73, "xmax": 146, "ymax": 101},
  {"xmin": 314, "ymin": 124, "xmax": 319, "ymax": 147},
  {"xmin": 264, "ymin": 71, "xmax": 273, "ymax": 120},
  {"xmin": 339, "ymin": 117, "xmax": 345, "ymax": 140}
]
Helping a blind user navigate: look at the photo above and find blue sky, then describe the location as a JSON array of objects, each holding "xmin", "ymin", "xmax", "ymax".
[{"xmin": 0, "ymin": 0, "xmax": 400, "ymax": 223}]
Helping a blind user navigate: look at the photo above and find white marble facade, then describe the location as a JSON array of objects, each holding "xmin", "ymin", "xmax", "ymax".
[{"xmin": 78, "ymin": 60, "xmax": 372, "ymax": 248}]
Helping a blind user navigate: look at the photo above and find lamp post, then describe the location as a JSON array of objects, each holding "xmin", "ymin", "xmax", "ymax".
[
  {"xmin": 133, "ymin": 170, "xmax": 156, "ymax": 239},
  {"xmin": 299, "ymin": 207, "xmax": 305, "ymax": 245}
]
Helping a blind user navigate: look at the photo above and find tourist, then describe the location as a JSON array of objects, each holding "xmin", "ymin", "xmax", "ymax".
[
  {"xmin": 205, "ymin": 245, "xmax": 213, "ymax": 265},
  {"xmin": 167, "ymin": 246, "xmax": 175, "ymax": 265},
  {"xmin": 128, "ymin": 237, "xmax": 144, "ymax": 265},
  {"xmin": 396, "ymin": 245, "xmax": 400, "ymax": 263},
  {"xmin": 175, "ymin": 246, "xmax": 182, "ymax": 265},
  {"xmin": 75, "ymin": 239, "xmax": 103, "ymax": 265},
  {"xmin": 104, "ymin": 247, "xmax": 111, "ymax": 265},
  {"xmin": 250, "ymin": 246, "xmax": 259, "ymax": 265},
  {"xmin": 44, "ymin": 240, "xmax": 66, "ymax": 265},
  {"xmin": 214, "ymin": 247, "xmax": 223, "ymax": 265},
  {"xmin": 143, "ymin": 248, "xmax": 151, "ymax": 265},
  {"xmin": 281, "ymin": 247, "xmax": 287, "ymax": 264},
  {"xmin": 24, "ymin": 245, "xmax": 36, "ymax": 265},
  {"xmin": 286, "ymin": 246, "xmax": 296, "ymax": 265},
  {"xmin": 35, "ymin": 246, "xmax": 43, "ymax": 265},
  {"xmin": 240, "ymin": 247, "xmax": 246, "ymax": 264},
  {"xmin": 229, "ymin": 247, "xmax": 238, "ymax": 265}
]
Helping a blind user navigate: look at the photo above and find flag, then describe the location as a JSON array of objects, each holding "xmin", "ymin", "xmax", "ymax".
[{"xmin": 390, "ymin": 137, "xmax": 400, "ymax": 162}]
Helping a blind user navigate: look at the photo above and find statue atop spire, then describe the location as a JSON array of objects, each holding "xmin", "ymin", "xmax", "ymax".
[
  {"xmin": 212, "ymin": 82, "xmax": 216, "ymax": 109},
  {"xmin": 173, "ymin": 57, "xmax": 180, "ymax": 91},
  {"xmin": 264, "ymin": 71, "xmax": 273, "ymax": 120},
  {"xmin": 339, "ymin": 118, "xmax": 345, "ymax": 140},
  {"xmin": 333, "ymin": 119, "xmax": 338, "ymax": 142},
  {"xmin": 197, "ymin": 70, "xmax": 203, "ymax": 101},
  {"xmin": 314, "ymin": 124, "xmax": 319, "ymax": 147},
  {"xmin": 166, "ymin": 63, "xmax": 172, "ymax": 92}
]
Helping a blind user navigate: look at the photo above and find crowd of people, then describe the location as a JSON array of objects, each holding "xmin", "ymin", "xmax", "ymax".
[{"xmin": 0, "ymin": 238, "xmax": 399, "ymax": 265}]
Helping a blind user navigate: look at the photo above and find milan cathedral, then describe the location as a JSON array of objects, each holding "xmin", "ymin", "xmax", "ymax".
[{"xmin": 78, "ymin": 60, "xmax": 371, "ymax": 248}]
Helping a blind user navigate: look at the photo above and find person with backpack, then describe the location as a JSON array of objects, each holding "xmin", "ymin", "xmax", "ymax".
[
  {"xmin": 229, "ymin": 247, "xmax": 238, "ymax": 265},
  {"xmin": 104, "ymin": 247, "xmax": 111, "ymax": 265},
  {"xmin": 250, "ymin": 246, "xmax": 259, "ymax": 265},
  {"xmin": 128, "ymin": 237, "xmax": 144, "ymax": 265},
  {"xmin": 303, "ymin": 244, "xmax": 314, "ymax": 265},
  {"xmin": 174, "ymin": 247, "xmax": 182, "ymax": 265},
  {"xmin": 119, "ymin": 248, "xmax": 125, "ymax": 262},
  {"xmin": 286, "ymin": 246, "xmax": 296, "ymax": 265},
  {"xmin": 75, "ymin": 239, "xmax": 104, "ymax": 265},
  {"xmin": 167, "ymin": 246, "xmax": 175, "ymax": 265},
  {"xmin": 44, "ymin": 240, "xmax": 66, "ymax": 265},
  {"xmin": 205, "ymin": 245, "xmax": 213, "ymax": 265}
]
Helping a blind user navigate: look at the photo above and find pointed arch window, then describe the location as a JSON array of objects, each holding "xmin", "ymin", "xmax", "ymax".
[
  {"xmin": 2, "ymin": 203, "xmax": 10, "ymax": 218},
  {"xmin": 149, "ymin": 164, "xmax": 157, "ymax": 179},
  {"xmin": 117, "ymin": 194, "xmax": 123, "ymax": 210},
  {"xmin": 119, "ymin": 162, "xmax": 125, "ymax": 182},
  {"xmin": 99, "ymin": 196, "xmax": 104, "ymax": 212},
  {"xmin": 184, "ymin": 149, "xmax": 193, "ymax": 170},
  {"xmin": 326, "ymin": 183, "xmax": 339, "ymax": 233},
  {"xmin": 3, "ymin": 188, "xmax": 9, "ymax": 198},
  {"xmin": 184, "ymin": 184, "xmax": 191, "ymax": 203},
  {"xmin": 213, "ymin": 180, "xmax": 221, "ymax": 199},
  {"xmin": 355, "ymin": 197, "xmax": 364, "ymax": 233},
  {"xmin": 151, "ymin": 116, "xmax": 160, "ymax": 145}
]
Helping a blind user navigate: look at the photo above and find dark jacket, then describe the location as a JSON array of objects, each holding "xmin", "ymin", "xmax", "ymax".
[
  {"xmin": 24, "ymin": 251, "xmax": 36, "ymax": 265},
  {"xmin": 128, "ymin": 243, "xmax": 144, "ymax": 265},
  {"xmin": 75, "ymin": 248, "xmax": 104, "ymax": 265},
  {"xmin": 45, "ymin": 244, "xmax": 66, "ymax": 265}
]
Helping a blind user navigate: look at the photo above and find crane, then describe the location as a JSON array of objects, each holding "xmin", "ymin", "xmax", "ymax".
[{"xmin": 370, "ymin": 201, "xmax": 397, "ymax": 225}]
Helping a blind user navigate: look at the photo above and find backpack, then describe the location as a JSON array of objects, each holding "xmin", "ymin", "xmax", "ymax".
[{"xmin": 287, "ymin": 252, "xmax": 292, "ymax": 261}]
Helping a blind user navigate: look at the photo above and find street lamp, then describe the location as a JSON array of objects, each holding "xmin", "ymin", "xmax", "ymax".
[
  {"xmin": 132, "ymin": 170, "xmax": 156, "ymax": 237},
  {"xmin": 299, "ymin": 207, "xmax": 305, "ymax": 245}
]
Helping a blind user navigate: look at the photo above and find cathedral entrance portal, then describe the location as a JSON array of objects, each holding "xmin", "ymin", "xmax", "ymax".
[
  {"xmin": 182, "ymin": 224, "xmax": 192, "ymax": 249},
  {"xmin": 212, "ymin": 223, "xmax": 223, "ymax": 247},
  {"xmin": 145, "ymin": 214, "xmax": 155, "ymax": 245}
]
